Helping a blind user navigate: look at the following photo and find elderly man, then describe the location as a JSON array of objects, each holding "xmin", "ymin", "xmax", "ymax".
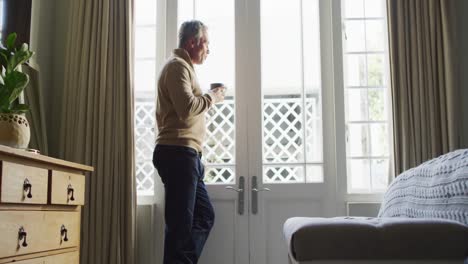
[{"xmin": 152, "ymin": 20, "xmax": 225, "ymax": 264}]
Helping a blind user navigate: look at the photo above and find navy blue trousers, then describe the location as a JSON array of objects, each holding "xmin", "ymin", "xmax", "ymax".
[{"xmin": 153, "ymin": 144, "xmax": 215, "ymax": 264}]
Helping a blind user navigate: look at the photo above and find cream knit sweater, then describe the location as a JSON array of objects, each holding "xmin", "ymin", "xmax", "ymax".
[{"xmin": 155, "ymin": 49, "xmax": 214, "ymax": 152}]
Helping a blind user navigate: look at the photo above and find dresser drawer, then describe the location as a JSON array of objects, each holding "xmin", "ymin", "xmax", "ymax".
[
  {"xmin": 5, "ymin": 257, "xmax": 44, "ymax": 264},
  {"xmin": 44, "ymin": 211, "xmax": 81, "ymax": 250},
  {"xmin": 0, "ymin": 162, "xmax": 48, "ymax": 204},
  {"xmin": 4, "ymin": 251, "xmax": 79, "ymax": 264},
  {"xmin": 44, "ymin": 251, "xmax": 79, "ymax": 264},
  {"xmin": 0, "ymin": 211, "xmax": 80, "ymax": 259},
  {"xmin": 50, "ymin": 171, "xmax": 85, "ymax": 205},
  {"xmin": 0, "ymin": 211, "xmax": 46, "ymax": 258}
]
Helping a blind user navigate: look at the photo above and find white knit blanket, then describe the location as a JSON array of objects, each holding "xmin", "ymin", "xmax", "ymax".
[{"xmin": 378, "ymin": 149, "xmax": 468, "ymax": 225}]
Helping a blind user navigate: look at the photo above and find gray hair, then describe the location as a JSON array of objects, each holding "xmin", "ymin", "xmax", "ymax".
[{"xmin": 178, "ymin": 20, "xmax": 208, "ymax": 48}]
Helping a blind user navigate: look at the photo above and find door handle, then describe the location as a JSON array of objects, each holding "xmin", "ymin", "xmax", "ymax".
[
  {"xmin": 252, "ymin": 187, "xmax": 271, "ymax": 192},
  {"xmin": 251, "ymin": 176, "xmax": 271, "ymax": 214},
  {"xmin": 225, "ymin": 176, "xmax": 245, "ymax": 215}
]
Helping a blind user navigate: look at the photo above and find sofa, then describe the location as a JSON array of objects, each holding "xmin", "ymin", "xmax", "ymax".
[{"xmin": 284, "ymin": 149, "xmax": 468, "ymax": 264}]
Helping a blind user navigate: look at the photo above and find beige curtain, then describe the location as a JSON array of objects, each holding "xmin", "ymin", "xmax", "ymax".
[
  {"xmin": 23, "ymin": 63, "xmax": 48, "ymax": 155},
  {"xmin": 59, "ymin": 1, "xmax": 136, "ymax": 264},
  {"xmin": 387, "ymin": 0, "xmax": 461, "ymax": 175}
]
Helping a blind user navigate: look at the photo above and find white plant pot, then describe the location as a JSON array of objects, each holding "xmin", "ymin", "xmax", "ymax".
[{"xmin": 0, "ymin": 113, "xmax": 31, "ymax": 149}]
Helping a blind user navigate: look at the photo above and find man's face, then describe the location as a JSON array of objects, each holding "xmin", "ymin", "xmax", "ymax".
[{"xmin": 188, "ymin": 30, "xmax": 210, "ymax": 65}]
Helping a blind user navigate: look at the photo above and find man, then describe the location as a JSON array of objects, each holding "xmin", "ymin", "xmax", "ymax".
[{"xmin": 152, "ymin": 20, "xmax": 225, "ymax": 264}]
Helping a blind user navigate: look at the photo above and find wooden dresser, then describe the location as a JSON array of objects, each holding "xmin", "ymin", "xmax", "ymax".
[{"xmin": 0, "ymin": 145, "xmax": 93, "ymax": 264}]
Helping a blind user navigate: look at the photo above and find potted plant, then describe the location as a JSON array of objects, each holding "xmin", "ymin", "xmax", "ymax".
[{"xmin": 0, "ymin": 32, "xmax": 35, "ymax": 148}]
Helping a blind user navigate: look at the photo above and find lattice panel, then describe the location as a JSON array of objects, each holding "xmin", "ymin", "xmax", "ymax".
[
  {"xmin": 136, "ymin": 102, "xmax": 155, "ymax": 127},
  {"xmin": 263, "ymin": 165, "xmax": 305, "ymax": 183},
  {"xmin": 305, "ymin": 97, "xmax": 322, "ymax": 163},
  {"xmin": 134, "ymin": 96, "xmax": 324, "ymax": 190},
  {"xmin": 202, "ymin": 100, "xmax": 236, "ymax": 184},
  {"xmin": 263, "ymin": 98, "xmax": 304, "ymax": 163},
  {"xmin": 136, "ymin": 161, "xmax": 155, "ymax": 193},
  {"xmin": 204, "ymin": 166, "xmax": 235, "ymax": 184},
  {"xmin": 135, "ymin": 101, "xmax": 156, "ymax": 194}
]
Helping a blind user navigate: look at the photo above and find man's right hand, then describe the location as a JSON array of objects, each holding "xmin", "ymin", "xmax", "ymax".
[{"xmin": 208, "ymin": 87, "xmax": 225, "ymax": 104}]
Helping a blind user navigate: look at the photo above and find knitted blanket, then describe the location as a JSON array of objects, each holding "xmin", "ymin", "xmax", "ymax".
[{"xmin": 378, "ymin": 149, "xmax": 468, "ymax": 225}]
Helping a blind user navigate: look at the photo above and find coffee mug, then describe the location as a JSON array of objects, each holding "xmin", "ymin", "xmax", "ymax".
[
  {"xmin": 210, "ymin": 83, "xmax": 224, "ymax": 90},
  {"xmin": 210, "ymin": 83, "xmax": 227, "ymax": 96}
]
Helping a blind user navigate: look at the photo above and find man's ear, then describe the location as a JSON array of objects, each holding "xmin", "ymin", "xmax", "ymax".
[{"xmin": 188, "ymin": 37, "xmax": 196, "ymax": 48}]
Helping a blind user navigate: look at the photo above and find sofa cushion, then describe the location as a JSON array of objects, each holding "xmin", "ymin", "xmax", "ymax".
[
  {"xmin": 378, "ymin": 149, "xmax": 468, "ymax": 225},
  {"xmin": 283, "ymin": 216, "xmax": 468, "ymax": 261}
]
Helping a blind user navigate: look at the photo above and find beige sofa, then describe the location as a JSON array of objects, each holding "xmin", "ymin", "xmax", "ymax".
[{"xmin": 284, "ymin": 149, "xmax": 468, "ymax": 264}]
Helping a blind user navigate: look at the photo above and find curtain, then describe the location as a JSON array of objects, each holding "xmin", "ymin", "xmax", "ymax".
[
  {"xmin": 23, "ymin": 63, "xmax": 48, "ymax": 155},
  {"xmin": 387, "ymin": 0, "xmax": 460, "ymax": 175},
  {"xmin": 60, "ymin": 1, "xmax": 136, "ymax": 264}
]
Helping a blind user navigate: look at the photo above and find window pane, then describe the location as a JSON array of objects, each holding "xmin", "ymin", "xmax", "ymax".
[
  {"xmin": 348, "ymin": 159, "xmax": 370, "ymax": 191},
  {"xmin": 367, "ymin": 54, "xmax": 384, "ymax": 86},
  {"xmin": 135, "ymin": 0, "xmax": 157, "ymax": 25},
  {"xmin": 135, "ymin": 0, "xmax": 157, "ymax": 196},
  {"xmin": 345, "ymin": 21, "xmax": 365, "ymax": 52},
  {"xmin": 346, "ymin": 89, "xmax": 368, "ymax": 121},
  {"xmin": 303, "ymin": 0, "xmax": 323, "ymax": 164},
  {"xmin": 345, "ymin": 54, "xmax": 367, "ymax": 86},
  {"xmin": 179, "ymin": 0, "xmax": 236, "ymax": 93},
  {"xmin": 178, "ymin": 0, "xmax": 194, "ymax": 23},
  {"xmin": 370, "ymin": 123, "xmax": 388, "ymax": 156},
  {"xmin": 264, "ymin": 165, "xmax": 305, "ymax": 184},
  {"xmin": 306, "ymin": 116, "xmax": 323, "ymax": 162},
  {"xmin": 135, "ymin": 27, "xmax": 156, "ymax": 58},
  {"xmin": 364, "ymin": 0, "xmax": 385, "ymax": 18},
  {"xmin": 368, "ymin": 88, "xmax": 387, "ymax": 121},
  {"xmin": 135, "ymin": 60, "xmax": 156, "ymax": 92},
  {"xmin": 366, "ymin": 20, "xmax": 385, "ymax": 51},
  {"xmin": 261, "ymin": 0, "xmax": 302, "ymax": 95},
  {"xmin": 371, "ymin": 159, "xmax": 389, "ymax": 191},
  {"xmin": 344, "ymin": 0, "xmax": 364, "ymax": 18},
  {"xmin": 303, "ymin": 0, "xmax": 322, "ymax": 92},
  {"xmin": 347, "ymin": 124, "xmax": 369, "ymax": 157},
  {"xmin": 261, "ymin": 0, "xmax": 323, "ymax": 183},
  {"xmin": 178, "ymin": 0, "xmax": 236, "ymax": 184},
  {"xmin": 136, "ymin": 161, "xmax": 155, "ymax": 195}
]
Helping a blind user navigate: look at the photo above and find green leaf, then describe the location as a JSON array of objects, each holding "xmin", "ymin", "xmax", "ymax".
[
  {"xmin": 9, "ymin": 103, "xmax": 29, "ymax": 113},
  {"xmin": 10, "ymin": 49, "xmax": 34, "ymax": 72},
  {"xmin": 20, "ymin": 43, "xmax": 28, "ymax": 52},
  {"xmin": 6, "ymin": 33, "xmax": 17, "ymax": 51},
  {"xmin": 0, "ymin": 49, "xmax": 9, "ymax": 70},
  {"xmin": 0, "ymin": 71, "xmax": 29, "ymax": 109}
]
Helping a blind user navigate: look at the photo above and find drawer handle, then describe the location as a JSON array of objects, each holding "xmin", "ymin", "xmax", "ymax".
[
  {"xmin": 67, "ymin": 184, "xmax": 75, "ymax": 201},
  {"xmin": 60, "ymin": 225, "xmax": 69, "ymax": 243},
  {"xmin": 18, "ymin": 226, "xmax": 28, "ymax": 247},
  {"xmin": 23, "ymin": 179, "xmax": 33, "ymax": 199}
]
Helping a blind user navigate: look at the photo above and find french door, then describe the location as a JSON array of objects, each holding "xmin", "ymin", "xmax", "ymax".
[{"xmin": 166, "ymin": 0, "xmax": 339, "ymax": 263}]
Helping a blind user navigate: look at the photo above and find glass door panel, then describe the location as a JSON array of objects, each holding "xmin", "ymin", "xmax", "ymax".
[
  {"xmin": 178, "ymin": 0, "xmax": 236, "ymax": 184},
  {"xmin": 260, "ymin": 0, "xmax": 323, "ymax": 184}
]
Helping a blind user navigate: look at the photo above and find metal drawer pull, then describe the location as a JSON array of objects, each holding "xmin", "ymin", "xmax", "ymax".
[
  {"xmin": 23, "ymin": 179, "xmax": 32, "ymax": 199},
  {"xmin": 67, "ymin": 184, "xmax": 75, "ymax": 201},
  {"xmin": 18, "ymin": 226, "xmax": 28, "ymax": 247},
  {"xmin": 61, "ymin": 225, "xmax": 69, "ymax": 243}
]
